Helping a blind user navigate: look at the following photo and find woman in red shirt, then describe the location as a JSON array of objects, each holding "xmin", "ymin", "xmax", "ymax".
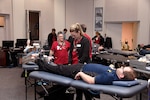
[
  {"xmin": 92, "ymin": 31, "xmax": 104, "ymax": 46},
  {"xmin": 49, "ymin": 31, "xmax": 70, "ymax": 65}
]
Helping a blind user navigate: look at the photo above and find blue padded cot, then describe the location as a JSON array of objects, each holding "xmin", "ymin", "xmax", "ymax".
[
  {"xmin": 29, "ymin": 71, "xmax": 148, "ymax": 100},
  {"xmin": 105, "ymin": 49, "xmax": 137, "ymax": 56},
  {"xmin": 22, "ymin": 62, "xmax": 39, "ymax": 70},
  {"xmin": 22, "ymin": 62, "xmax": 39, "ymax": 100}
]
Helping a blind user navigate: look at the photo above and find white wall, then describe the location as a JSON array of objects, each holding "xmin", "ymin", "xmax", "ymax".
[
  {"xmin": 137, "ymin": 0, "xmax": 150, "ymax": 44},
  {"xmin": 105, "ymin": 0, "xmax": 138, "ymax": 21},
  {"xmin": 65, "ymin": 0, "xmax": 94, "ymax": 38},
  {"xmin": 0, "ymin": 0, "xmax": 12, "ymax": 14},
  {"xmin": 24, "ymin": 0, "xmax": 54, "ymax": 46},
  {"xmin": 12, "ymin": 0, "xmax": 25, "ymax": 42},
  {"xmin": 0, "ymin": 0, "xmax": 13, "ymax": 46},
  {"xmin": 0, "ymin": 0, "xmax": 150, "ymax": 48},
  {"xmin": 0, "ymin": 0, "xmax": 55, "ymax": 47},
  {"xmin": 104, "ymin": 0, "xmax": 150, "ymax": 49},
  {"xmin": 0, "ymin": 27, "xmax": 5, "ymax": 45},
  {"xmin": 105, "ymin": 23, "xmax": 122, "ymax": 49},
  {"xmin": 54, "ymin": 0, "xmax": 66, "ymax": 32}
]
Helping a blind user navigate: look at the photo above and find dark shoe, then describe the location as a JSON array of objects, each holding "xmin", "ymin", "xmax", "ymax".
[{"xmin": 48, "ymin": 62, "xmax": 57, "ymax": 66}]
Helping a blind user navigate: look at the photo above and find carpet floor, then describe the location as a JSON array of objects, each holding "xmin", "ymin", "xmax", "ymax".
[{"xmin": 0, "ymin": 67, "xmax": 148, "ymax": 100}]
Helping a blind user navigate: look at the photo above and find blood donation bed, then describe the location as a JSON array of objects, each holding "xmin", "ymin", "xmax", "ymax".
[
  {"xmin": 105, "ymin": 49, "xmax": 137, "ymax": 57},
  {"xmin": 29, "ymin": 71, "xmax": 148, "ymax": 100}
]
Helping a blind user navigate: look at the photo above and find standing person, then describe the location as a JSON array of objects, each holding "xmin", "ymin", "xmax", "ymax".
[
  {"xmin": 104, "ymin": 33, "xmax": 107, "ymax": 46},
  {"xmin": 69, "ymin": 23, "xmax": 90, "ymax": 100},
  {"xmin": 67, "ymin": 32, "xmax": 74, "ymax": 44},
  {"xmin": 139, "ymin": 44, "xmax": 150, "ymax": 55},
  {"xmin": 103, "ymin": 34, "xmax": 112, "ymax": 49},
  {"xmin": 67, "ymin": 35, "xmax": 74, "ymax": 43},
  {"xmin": 47, "ymin": 28, "xmax": 57, "ymax": 49},
  {"xmin": 81, "ymin": 24, "xmax": 92, "ymax": 61},
  {"xmin": 67, "ymin": 30, "xmax": 74, "ymax": 44},
  {"xmin": 63, "ymin": 28, "xmax": 68, "ymax": 40},
  {"xmin": 69, "ymin": 23, "xmax": 90, "ymax": 64},
  {"xmin": 122, "ymin": 41, "xmax": 129, "ymax": 51},
  {"xmin": 78, "ymin": 23, "xmax": 93, "ymax": 99},
  {"xmin": 92, "ymin": 31, "xmax": 104, "ymax": 46},
  {"xmin": 49, "ymin": 31, "xmax": 70, "ymax": 65}
]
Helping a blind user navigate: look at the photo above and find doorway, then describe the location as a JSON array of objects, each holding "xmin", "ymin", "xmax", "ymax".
[
  {"xmin": 122, "ymin": 22, "xmax": 138, "ymax": 50},
  {"xmin": 29, "ymin": 11, "xmax": 39, "ymax": 41}
]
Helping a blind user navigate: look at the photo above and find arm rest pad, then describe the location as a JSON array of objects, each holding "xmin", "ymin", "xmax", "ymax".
[{"xmin": 112, "ymin": 80, "xmax": 139, "ymax": 87}]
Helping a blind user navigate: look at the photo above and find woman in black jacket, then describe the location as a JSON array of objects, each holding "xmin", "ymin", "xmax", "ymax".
[
  {"xmin": 92, "ymin": 31, "xmax": 104, "ymax": 46},
  {"xmin": 68, "ymin": 23, "xmax": 91, "ymax": 100},
  {"xmin": 69, "ymin": 23, "xmax": 90, "ymax": 64}
]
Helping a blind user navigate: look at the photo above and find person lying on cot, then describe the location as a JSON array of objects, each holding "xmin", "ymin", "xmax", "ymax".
[{"xmin": 35, "ymin": 59, "xmax": 136, "ymax": 85}]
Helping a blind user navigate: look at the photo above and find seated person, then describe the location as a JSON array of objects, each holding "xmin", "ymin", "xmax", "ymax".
[
  {"xmin": 23, "ymin": 39, "xmax": 33, "ymax": 53},
  {"xmin": 22, "ymin": 45, "xmax": 39, "ymax": 64},
  {"xmin": 122, "ymin": 41, "xmax": 129, "ymax": 51},
  {"xmin": 139, "ymin": 44, "xmax": 150, "ymax": 56},
  {"xmin": 98, "ymin": 45, "xmax": 104, "ymax": 51},
  {"xmin": 35, "ymin": 59, "xmax": 136, "ymax": 85},
  {"xmin": 92, "ymin": 31, "xmax": 104, "ymax": 46}
]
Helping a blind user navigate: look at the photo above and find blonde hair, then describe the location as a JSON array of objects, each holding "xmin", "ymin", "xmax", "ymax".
[{"xmin": 70, "ymin": 23, "xmax": 84, "ymax": 36}]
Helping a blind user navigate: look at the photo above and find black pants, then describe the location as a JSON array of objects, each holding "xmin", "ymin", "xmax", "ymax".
[
  {"xmin": 76, "ymin": 89, "xmax": 100, "ymax": 100},
  {"xmin": 43, "ymin": 85, "xmax": 74, "ymax": 100},
  {"xmin": 36, "ymin": 59, "xmax": 96, "ymax": 100},
  {"xmin": 36, "ymin": 59, "xmax": 83, "ymax": 78}
]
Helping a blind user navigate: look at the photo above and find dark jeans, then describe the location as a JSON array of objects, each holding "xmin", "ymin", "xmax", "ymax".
[
  {"xmin": 139, "ymin": 49, "xmax": 150, "ymax": 56},
  {"xmin": 35, "ymin": 59, "xmax": 83, "ymax": 78}
]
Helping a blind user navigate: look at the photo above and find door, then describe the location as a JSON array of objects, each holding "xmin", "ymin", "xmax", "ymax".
[
  {"xmin": 122, "ymin": 22, "xmax": 138, "ymax": 50},
  {"xmin": 29, "ymin": 11, "xmax": 39, "ymax": 41},
  {"xmin": 26, "ymin": 10, "xmax": 40, "ymax": 40}
]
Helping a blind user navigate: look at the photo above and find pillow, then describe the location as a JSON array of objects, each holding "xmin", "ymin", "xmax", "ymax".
[
  {"xmin": 112, "ymin": 80, "xmax": 139, "ymax": 87},
  {"xmin": 26, "ymin": 61, "xmax": 36, "ymax": 65}
]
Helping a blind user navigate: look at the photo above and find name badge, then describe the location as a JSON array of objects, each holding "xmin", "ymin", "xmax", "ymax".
[
  {"xmin": 76, "ymin": 44, "xmax": 81, "ymax": 47},
  {"xmin": 57, "ymin": 46, "xmax": 62, "ymax": 50}
]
